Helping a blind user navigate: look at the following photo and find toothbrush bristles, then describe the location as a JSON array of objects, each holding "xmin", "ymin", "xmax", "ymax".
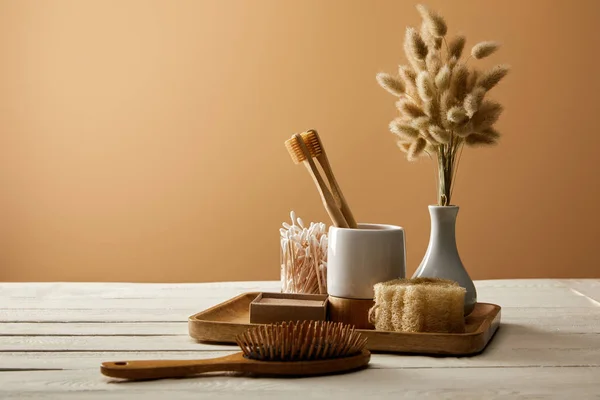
[
  {"xmin": 284, "ymin": 130, "xmax": 322, "ymax": 164},
  {"xmin": 300, "ymin": 130, "xmax": 323, "ymax": 158},
  {"xmin": 284, "ymin": 136, "xmax": 306, "ymax": 164}
]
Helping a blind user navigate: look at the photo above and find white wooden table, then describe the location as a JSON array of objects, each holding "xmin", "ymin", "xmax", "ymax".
[{"xmin": 1, "ymin": 279, "xmax": 599, "ymax": 399}]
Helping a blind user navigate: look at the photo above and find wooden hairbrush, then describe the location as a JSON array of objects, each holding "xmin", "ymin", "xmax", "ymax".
[
  {"xmin": 285, "ymin": 134, "xmax": 349, "ymax": 228},
  {"xmin": 101, "ymin": 321, "xmax": 370, "ymax": 380}
]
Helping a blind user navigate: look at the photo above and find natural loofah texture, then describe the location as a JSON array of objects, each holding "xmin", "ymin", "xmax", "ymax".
[{"xmin": 369, "ymin": 278, "xmax": 466, "ymax": 333}]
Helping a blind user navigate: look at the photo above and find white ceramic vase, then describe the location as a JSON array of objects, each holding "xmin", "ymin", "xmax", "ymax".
[
  {"xmin": 327, "ymin": 223, "xmax": 406, "ymax": 299},
  {"xmin": 412, "ymin": 205, "xmax": 477, "ymax": 315}
]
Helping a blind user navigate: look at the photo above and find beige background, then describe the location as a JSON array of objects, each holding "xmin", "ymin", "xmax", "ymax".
[{"xmin": 1, "ymin": 0, "xmax": 598, "ymax": 282}]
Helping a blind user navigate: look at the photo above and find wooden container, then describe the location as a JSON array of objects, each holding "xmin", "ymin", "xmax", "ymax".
[
  {"xmin": 189, "ymin": 292, "xmax": 501, "ymax": 356},
  {"xmin": 328, "ymin": 296, "xmax": 375, "ymax": 330},
  {"xmin": 249, "ymin": 292, "xmax": 328, "ymax": 324}
]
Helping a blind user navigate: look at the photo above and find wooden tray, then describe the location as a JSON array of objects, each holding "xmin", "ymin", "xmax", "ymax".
[{"xmin": 188, "ymin": 292, "xmax": 501, "ymax": 356}]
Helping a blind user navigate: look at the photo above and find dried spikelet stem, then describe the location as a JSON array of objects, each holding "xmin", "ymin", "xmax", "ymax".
[
  {"xmin": 471, "ymin": 41, "xmax": 500, "ymax": 59},
  {"xmin": 396, "ymin": 98, "xmax": 426, "ymax": 118},
  {"xmin": 416, "ymin": 71, "xmax": 435, "ymax": 101},
  {"xmin": 471, "ymin": 100, "xmax": 503, "ymax": 130},
  {"xmin": 464, "ymin": 87, "xmax": 486, "ymax": 117},
  {"xmin": 447, "ymin": 106, "xmax": 468, "ymax": 124},
  {"xmin": 435, "ymin": 65, "xmax": 451, "ymax": 90},
  {"xmin": 426, "ymin": 51, "xmax": 442, "ymax": 77},
  {"xmin": 428, "ymin": 125, "xmax": 450, "ymax": 144},
  {"xmin": 416, "ymin": 4, "xmax": 447, "ymax": 37},
  {"xmin": 390, "ymin": 118, "xmax": 420, "ymax": 140},
  {"xmin": 477, "ymin": 64, "xmax": 510, "ymax": 91},
  {"xmin": 404, "ymin": 27, "xmax": 428, "ymax": 71},
  {"xmin": 376, "ymin": 73, "xmax": 405, "ymax": 96},
  {"xmin": 447, "ymin": 36, "xmax": 466, "ymax": 60},
  {"xmin": 408, "ymin": 137, "xmax": 427, "ymax": 160},
  {"xmin": 450, "ymin": 64, "xmax": 469, "ymax": 101}
]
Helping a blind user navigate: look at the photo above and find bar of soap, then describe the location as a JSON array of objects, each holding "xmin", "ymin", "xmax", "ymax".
[
  {"xmin": 370, "ymin": 278, "xmax": 466, "ymax": 333},
  {"xmin": 249, "ymin": 292, "xmax": 328, "ymax": 324}
]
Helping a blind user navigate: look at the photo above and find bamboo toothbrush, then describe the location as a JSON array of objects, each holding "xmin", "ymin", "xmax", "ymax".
[
  {"xmin": 301, "ymin": 130, "xmax": 358, "ymax": 228},
  {"xmin": 285, "ymin": 134, "xmax": 349, "ymax": 228},
  {"xmin": 101, "ymin": 321, "xmax": 370, "ymax": 380}
]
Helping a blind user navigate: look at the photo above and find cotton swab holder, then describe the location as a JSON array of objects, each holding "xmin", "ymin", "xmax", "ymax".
[{"xmin": 280, "ymin": 212, "xmax": 328, "ymax": 294}]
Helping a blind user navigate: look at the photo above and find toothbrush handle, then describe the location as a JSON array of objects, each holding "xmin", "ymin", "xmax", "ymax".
[
  {"xmin": 317, "ymin": 152, "xmax": 358, "ymax": 229},
  {"xmin": 294, "ymin": 135, "xmax": 348, "ymax": 228}
]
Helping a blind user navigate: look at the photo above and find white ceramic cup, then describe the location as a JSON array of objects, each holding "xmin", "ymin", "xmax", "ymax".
[{"xmin": 327, "ymin": 223, "xmax": 406, "ymax": 299}]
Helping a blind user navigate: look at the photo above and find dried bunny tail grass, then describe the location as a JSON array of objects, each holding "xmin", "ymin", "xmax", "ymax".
[
  {"xmin": 447, "ymin": 106, "xmax": 468, "ymax": 124},
  {"xmin": 390, "ymin": 119, "xmax": 420, "ymax": 140},
  {"xmin": 465, "ymin": 132, "xmax": 498, "ymax": 146},
  {"xmin": 478, "ymin": 64, "xmax": 510, "ymax": 91},
  {"xmin": 424, "ymin": 96, "xmax": 441, "ymax": 124},
  {"xmin": 440, "ymin": 90, "xmax": 454, "ymax": 128},
  {"xmin": 455, "ymin": 120, "xmax": 474, "ymax": 137},
  {"xmin": 435, "ymin": 65, "xmax": 451, "ymax": 90},
  {"xmin": 420, "ymin": 128, "xmax": 438, "ymax": 145},
  {"xmin": 448, "ymin": 56, "xmax": 459, "ymax": 69},
  {"xmin": 396, "ymin": 141, "xmax": 412, "ymax": 153},
  {"xmin": 398, "ymin": 65, "xmax": 418, "ymax": 97},
  {"xmin": 404, "ymin": 27, "xmax": 428, "ymax": 70},
  {"xmin": 464, "ymin": 87, "xmax": 486, "ymax": 117},
  {"xmin": 471, "ymin": 41, "xmax": 500, "ymax": 59},
  {"xmin": 420, "ymin": 21, "xmax": 442, "ymax": 50},
  {"xmin": 447, "ymin": 36, "xmax": 466, "ymax": 60},
  {"xmin": 396, "ymin": 98, "xmax": 426, "ymax": 118},
  {"xmin": 471, "ymin": 100, "xmax": 503, "ymax": 130},
  {"xmin": 416, "ymin": 4, "xmax": 447, "ymax": 37},
  {"xmin": 428, "ymin": 124, "xmax": 450, "ymax": 144},
  {"xmin": 450, "ymin": 64, "xmax": 469, "ymax": 101},
  {"xmin": 466, "ymin": 69, "xmax": 480, "ymax": 92},
  {"xmin": 426, "ymin": 51, "xmax": 442, "ymax": 77},
  {"xmin": 416, "ymin": 71, "xmax": 435, "ymax": 101},
  {"xmin": 408, "ymin": 137, "xmax": 428, "ymax": 160},
  {"xmin": 376, "ymin": 73, "xmax": 405, "ymax": 96},
  {"xmin": 411, "ymin": 116, "xmax": 431, "ymax": 130},
  {"xmin": 479, "ymin": 127, "xmax": 501, "ymax": 140}
]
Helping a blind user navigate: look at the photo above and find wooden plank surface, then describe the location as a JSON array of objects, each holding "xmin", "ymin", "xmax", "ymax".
[
  {"xmin": 0, "ymin": 367, "xmax": 599, "ymax": 398},
  {"xmin": 0, "ymin": 279, "xmax": 599, "ymax": 398}
]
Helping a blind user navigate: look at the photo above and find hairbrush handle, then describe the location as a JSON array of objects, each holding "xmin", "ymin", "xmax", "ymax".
[{"xmin": 101, "ymin": 353, "xmax": 250, "ymax": 380}]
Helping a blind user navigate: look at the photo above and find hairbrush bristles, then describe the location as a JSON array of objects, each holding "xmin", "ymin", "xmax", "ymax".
[{"xmin": 235, "ymin": 321, "xmax": 367, "ymax": 362}]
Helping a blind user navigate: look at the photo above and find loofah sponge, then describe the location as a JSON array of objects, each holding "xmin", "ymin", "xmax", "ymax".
[{"xmin": 369, "ymin": 278, "xmax": 466, "ymax": 333}]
